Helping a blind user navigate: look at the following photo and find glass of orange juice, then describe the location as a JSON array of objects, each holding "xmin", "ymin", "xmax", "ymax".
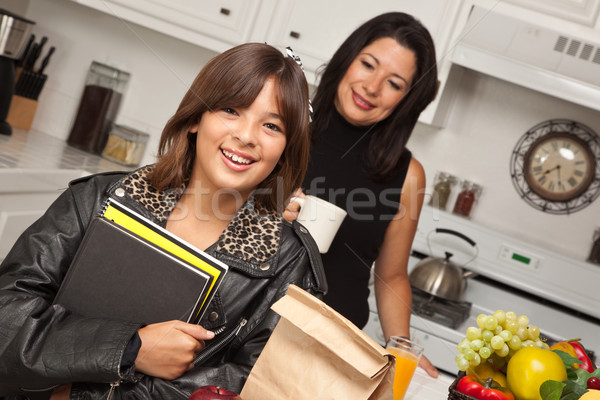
[{"xmin": 385, "ymin": 336, "xmax": 424, "ymax": 400}]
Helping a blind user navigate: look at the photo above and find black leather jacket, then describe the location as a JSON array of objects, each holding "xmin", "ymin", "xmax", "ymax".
[{"xmin": 0, "ymin": 168, "xmax": 326, "ymax": 399}]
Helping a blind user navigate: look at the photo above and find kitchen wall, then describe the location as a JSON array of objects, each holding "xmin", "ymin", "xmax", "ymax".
[{"xmin": 14, "ymin": 0, "xmax": 600, "ymax": 262}]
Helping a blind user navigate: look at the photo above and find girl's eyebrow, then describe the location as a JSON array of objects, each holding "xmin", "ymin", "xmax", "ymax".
[{"xmin": 361, "ymin": 52, "xmax": 411, "ymax": 85}]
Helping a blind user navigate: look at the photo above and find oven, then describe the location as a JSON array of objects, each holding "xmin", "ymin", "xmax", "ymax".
[{"xmin": 362, "ymin": 204, "xmax": 600, "ymax": 376}]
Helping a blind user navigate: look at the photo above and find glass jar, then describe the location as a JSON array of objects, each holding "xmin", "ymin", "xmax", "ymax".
[
  {"xmin": 101, "ymin": 124, "xmax": 149, "ymax": 166},
  {"xmin": 428, "ymin": 171, "xmax": 457, "ymax": 210},
  {"xmin": 452, "ymin": 181, "xmax": 482, "ymax": 218},
  {"xmin": 67, "ymin": 61, "xmax": 130, "ymax": 154}
]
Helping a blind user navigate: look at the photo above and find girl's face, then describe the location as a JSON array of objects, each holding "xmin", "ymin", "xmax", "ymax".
[
  {"xmin": 334, "ymin": 37, "xmax": 417, "ymax": 126},
  {"xmin": 190, "ymin": 78, "xmax": 287, "ymax": 199}
]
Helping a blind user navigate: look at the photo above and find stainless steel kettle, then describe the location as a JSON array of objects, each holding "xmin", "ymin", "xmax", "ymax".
[{"xmin": 409, "ymin": 228, "xmax": 478, "ymax": 302}]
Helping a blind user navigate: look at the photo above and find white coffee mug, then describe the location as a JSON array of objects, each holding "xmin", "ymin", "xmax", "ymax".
[{"xmin": 290, "ymin": 195, "xmax": 347, "ymax": 253}]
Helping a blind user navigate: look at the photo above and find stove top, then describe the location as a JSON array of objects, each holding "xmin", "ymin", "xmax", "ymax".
[{"xmin": 410, "ymin": 286, "xmax": 472, "ymax": 329}]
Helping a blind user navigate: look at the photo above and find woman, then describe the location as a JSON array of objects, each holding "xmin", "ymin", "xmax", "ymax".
[
  {"xmin": 0, "ymin": 43, "xmax": 325, "ymax": 399},
  {"xmin": 285, "ymin": 12, "xmax": 439, "ymax": 377}
]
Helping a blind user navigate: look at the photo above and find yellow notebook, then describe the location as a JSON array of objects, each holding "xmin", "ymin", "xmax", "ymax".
[{"xmin": 102, "ymin": 198, "xmax": 229, "ymax": 322}]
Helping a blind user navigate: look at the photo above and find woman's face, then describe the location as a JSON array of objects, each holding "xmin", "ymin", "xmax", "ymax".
[
  {"xmin": 190, "ymin": 78, "xmax": 287, "ymax": 199},
  {"xmin": 335, "ymin": 37, "xmax": 417, "ymax": 126}
]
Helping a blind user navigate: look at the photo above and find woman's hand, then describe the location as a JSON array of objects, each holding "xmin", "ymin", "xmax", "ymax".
[
  {"xmin": 418, "ymin": 354, "xmax": 440, "ymax": 378},
  {"xmin": 135, "ymin": 320, "xmax": 215, "ymax": 380},
  {"xmin": 282, "ymin": 189, "xmax": 305, "ymax": 222}
]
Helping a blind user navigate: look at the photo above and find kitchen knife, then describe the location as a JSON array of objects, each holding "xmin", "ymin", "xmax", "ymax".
[
  {"xmin": 38, "ymin": 46, "xmax": 55, "ymax": 75},
  {"xmin": 29, "ymin": 36, "xmax": 47, "ymax": 70},
  {"xmin": 22, "ymin": 42, "xmax": 38, "ymax": 71},
  {"xmin": 17, "ymin": 34, "xmax": 35, "ymax": 67}
]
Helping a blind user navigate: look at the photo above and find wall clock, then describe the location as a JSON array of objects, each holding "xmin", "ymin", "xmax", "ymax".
[{"xmin": 510, "ymin": 119, "xmax": 600, "ymax": 214}]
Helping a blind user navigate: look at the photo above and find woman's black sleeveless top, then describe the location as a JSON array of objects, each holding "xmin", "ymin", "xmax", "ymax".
[{"xmin": 303, "ymin": 110, "xmax": 412, "ymax": 328}]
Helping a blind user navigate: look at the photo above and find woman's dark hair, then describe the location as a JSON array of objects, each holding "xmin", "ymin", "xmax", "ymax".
[
  {"xmin": 149, "ymin": 43, "xmax": 311, "ymax": 211},
  {"xmin": 312, "ymin": 12, "xmax": 438, "ymax": 181}
]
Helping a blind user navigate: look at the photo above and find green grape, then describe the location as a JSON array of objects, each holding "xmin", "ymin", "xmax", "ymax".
[
  {"xmin": 505, "ymin": 311, "xmax": 517, "ymax": 321},
  {"xmin": 463, "ymin": 348, "xmax": 476, "ymax": 361},
  {"xmin": 496, "ymin": 343, "xmax": 510, "ymax": 357},
  {"xmin": 494, "ymin": 325, "xmax": 503, "ymax": 335},
  {"xmin": 508, "ymin": 336, "xmax": 522, "ymax": 350},
  {"xmin": 541, "ymin": 342, "xmax": 550, "ymax": 350},
  {"xmin": 484, "ymin": 316, "xmax": 498, "ymax": 331},
  {"xmin": 522, "ymin": 340, "xmax": 535, "ymax": 347},
  {"xmin": 505, "ymin": 320, "xmax": 519, "ymax": 334},
  {"xmin": 470, "ymin": 339, "xmax": 484, "ymax": 351},
  {"xmin": 493, "ymin": 310, "xmax": 506, "ymax": 326},
  {"xmin": 490, "ymin": 335, "xmax": 505, "ymax": 350},
  {"xmin": 466, "ymin": 327, "xmax": 482, "ymax": 341},
  {"xmin": 457, "ymin": 339, "xmax": 471, "ymax": 353},
  {"xmin": 518, "ymin": 315, "xmax": 530, "ymax": 328},
  {"xmin": 482, "ymin": 330, "xmax": 494, "ymax": 342},
  {"xmin": 516, "ymin": 327, "xmax": 529, "ymax": 341},
  {"xmin": 476, "ymin": 313, "xmax": 488, "ymax": 329},
  {"xmin": 534, "ymin": 340, "xmax": 546, "ymax": 349},
  {"xmin": 456, "ymin": 355, "xmax": 470, "ymax": 371},
  {"xmin": 479, "ymin": 346, "xmax": 492, "ymax": 359},
  {"xmin": 499, "ymin": 329, "xmax": 513, "ymax": 342},
  {"xmin": 471, "ymin": 353, "xmax": 481, "ymax": 367},
  {"xmin": 528, "ymin": 325, "xmax": 540, "ymax": 340}
]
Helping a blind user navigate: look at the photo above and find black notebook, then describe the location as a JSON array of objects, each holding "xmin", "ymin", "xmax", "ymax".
[{"xmin": 54, "ymin": 204, "xmax": 228, "ymax": 324}]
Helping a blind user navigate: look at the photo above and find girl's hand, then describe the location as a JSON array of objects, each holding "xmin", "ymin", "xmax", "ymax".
[
  {"xmin": 50, "ymin": 384, "xmax": 71, "ymax": 400},
  {"xmin": 135, "ymin": 320, "xmax": 215, "ymax": 380},
  {"xmin": 283, "ymin": 189, "xmax": 305, "ymax": 222}
]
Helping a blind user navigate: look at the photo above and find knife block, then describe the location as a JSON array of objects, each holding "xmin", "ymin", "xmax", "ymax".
[{"xmin": 6, "ymin": 94, "xmax": 38, "ymax": 130}]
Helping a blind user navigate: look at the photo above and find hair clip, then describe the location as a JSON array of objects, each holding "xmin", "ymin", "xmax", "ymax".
[{"xmin": 286, "ymin": 47, "xmax": 313, "ymax": 123}]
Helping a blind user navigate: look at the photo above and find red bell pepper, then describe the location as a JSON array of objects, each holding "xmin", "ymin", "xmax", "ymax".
[
  {"xmin": 568, "ymin": 340, "xmax": 596, "ymax": 373},
  {"xmin": 456, "ymin": 375, "xmax": 515, "ymax": 400}
]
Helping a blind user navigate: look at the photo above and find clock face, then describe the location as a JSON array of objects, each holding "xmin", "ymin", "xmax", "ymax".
[
  {"xmin": 510, "ymin": 119, "xmax": 600, "ymax": 215},
  {"xmin": 524, "ymin": 133, "xmax": 595, "ymax": 202}
]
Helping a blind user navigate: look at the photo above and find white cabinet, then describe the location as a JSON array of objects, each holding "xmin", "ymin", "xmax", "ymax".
[
  {"xmin": 71, "ymin": 0, "xmax": 266, "ymax": 53},
  {"xmin": 503, "ymin": 0, "xmax": 600, "ymax": 27},
  {"xmin": 0, "ymin": 169, "xmax": 87, "ymax": 261}
]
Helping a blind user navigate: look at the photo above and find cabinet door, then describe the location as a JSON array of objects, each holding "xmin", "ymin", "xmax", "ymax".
[
  {"xmin": 503, "ymin": 0, "xmax": 600, "ymax": 27},
  {"xmin": 260, "ymin": 0, "xmax": 454, "ymax": 84},
  {"xmin": 74, "ymin": 0, "xmax": 262, "ymax": 51}
]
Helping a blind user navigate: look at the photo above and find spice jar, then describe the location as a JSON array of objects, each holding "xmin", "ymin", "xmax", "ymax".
[
  {"xmin": 67, "ymin": 61, "xmax": 130, "ymax": 154},
  {"xmin": 428, "ymin": 171, "xmax": 457, "ymax": 210},
  {"xmin": 452, "ymin": 181, "xmax": 482, "ymax": 218},
  {"xmin": 101, "ymin": 124, "xmax": 149, "ymax": 166}
]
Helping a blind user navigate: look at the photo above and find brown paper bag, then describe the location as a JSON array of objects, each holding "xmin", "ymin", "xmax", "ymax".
[{"xmin": 241, "ymin": 285, "xmax": 395, "ymax": 400}]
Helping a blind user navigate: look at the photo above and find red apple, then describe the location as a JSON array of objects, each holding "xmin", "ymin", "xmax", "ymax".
[{"xmin": 188, "ymin": 385, "xmax": 242, "ymax": 400}]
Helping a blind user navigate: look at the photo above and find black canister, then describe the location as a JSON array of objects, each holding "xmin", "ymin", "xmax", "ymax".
[{"xmin": 67, "ymin": 61, "xmax": 130, "ymax": 153}]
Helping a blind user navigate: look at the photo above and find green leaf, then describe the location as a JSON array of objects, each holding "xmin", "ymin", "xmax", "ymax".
[
  {"xmin": 562, "ymin": 380, "xmax": 589, "ymax": 400},
  {"xmin": 569, "ymin": 367, "xmax": 591, "ymax": 387},
  {"xmin": 592, "ymin": 369, "xmax": 600, "ymax": 379},
  {"xmin": 553, "ymin": 350, "xmax": 584, "ymax": 369},
  {"xmin": 540, "ymin": 380, "xmax": 565, "ymax": 400}
]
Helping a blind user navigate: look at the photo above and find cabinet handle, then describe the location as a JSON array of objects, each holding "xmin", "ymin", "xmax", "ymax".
[
  {"xmin": 289, "ymin": 31, "xmax": 301, "ymax": 39},
  {"xmin": 220, "ymin": 8, "xmax": 230, "ymax": 16}
]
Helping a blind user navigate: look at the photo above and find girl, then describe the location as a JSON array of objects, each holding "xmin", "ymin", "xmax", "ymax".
[{"xmin": 0, "ymin": 43, "xmax": 325, "ymax": 399}]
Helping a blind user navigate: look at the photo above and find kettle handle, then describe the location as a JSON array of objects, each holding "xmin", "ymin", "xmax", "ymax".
[{"xmin": 435, "ymin": 228, "xmax": 476, "ymax": 247}]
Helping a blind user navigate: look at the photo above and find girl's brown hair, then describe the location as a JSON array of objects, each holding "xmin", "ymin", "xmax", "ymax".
[{"xmin": 148, "ymin": 43, "xmax": 311, "ymax": 211}]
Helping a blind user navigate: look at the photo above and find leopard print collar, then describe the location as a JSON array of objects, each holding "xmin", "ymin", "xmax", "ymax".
[{"xmin": 118, "ymin": 165, "xmax": 283, "ymax": 264}]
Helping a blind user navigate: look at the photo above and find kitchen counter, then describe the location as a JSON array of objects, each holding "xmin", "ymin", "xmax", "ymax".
[
  {"xmin": 405, "ymin": 368, "xmax": 456, "ymax": 400},
  {"xmin": 0, "ymin": 128, "xmax": 132, "ymax": 172}
]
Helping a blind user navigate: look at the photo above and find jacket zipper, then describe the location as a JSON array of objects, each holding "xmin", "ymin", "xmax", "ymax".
[
  {"xmin": 106, "ymin": 381, "xmax": 119, "ymax": 400},
  {"xmin": 193, "ymin": 318, "xmax": 247, "ymax": 367}
]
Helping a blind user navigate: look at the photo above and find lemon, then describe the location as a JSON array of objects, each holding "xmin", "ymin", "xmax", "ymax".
[
  {"xmin": 506, "ymin": 347, "xmax": 567, "ymax": 400},
  {"xmin": 581, "ymin": 390, "xmax": 600, "ymax": 400}
]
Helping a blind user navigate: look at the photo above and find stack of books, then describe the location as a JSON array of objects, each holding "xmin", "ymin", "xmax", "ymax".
[{"xmin": 54, "ymin": 198, "xmax": 228, "ymax": 324}]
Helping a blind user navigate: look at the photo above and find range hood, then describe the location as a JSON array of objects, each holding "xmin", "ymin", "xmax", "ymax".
[{"xmin": 450, "ymin": 6, "xmax": 600, "ymax": 112}]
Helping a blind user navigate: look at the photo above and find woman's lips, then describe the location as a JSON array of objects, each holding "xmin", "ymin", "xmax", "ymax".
[
  {"xmin": 221, "ymin": 148, "xmax": 255, "ymax": 172},
  {"xmin": 352, "ymin": 91, "xmax": 375, "ymax": 110}
]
